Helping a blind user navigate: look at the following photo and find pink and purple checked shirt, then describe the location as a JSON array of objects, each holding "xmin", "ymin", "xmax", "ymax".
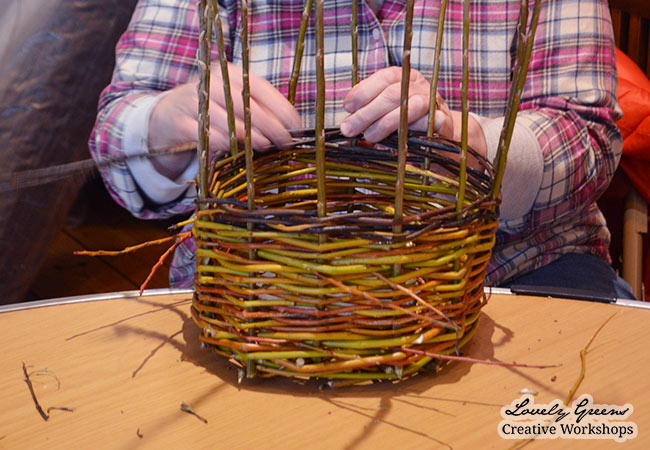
[{"xmin": 90, "ymin": 0, "xmax": 622, "ymax": 287}]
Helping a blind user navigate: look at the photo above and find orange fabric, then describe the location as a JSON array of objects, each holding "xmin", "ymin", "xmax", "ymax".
[
  {"xmin": 616, "ymin": 49, "xmax": 650, "ymax": 169},
  {"xmin": 618, "ymin": 84, "xmax": 650, "ymax": 155},
  {"xmin": 615, "ymin": 48, "xmax": 650, "ymax": 301}
]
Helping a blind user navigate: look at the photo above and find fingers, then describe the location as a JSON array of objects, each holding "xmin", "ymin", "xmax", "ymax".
[
  {"xmin": 343, "ymin": 66, "xmax": 423, "ymax": 112},
  {"xmin": 358, "ymin": 93, "xmax": 431, "ymax": 142},
  {"xmin": 207, "ymin": 99, "xmax": 272, "ymax": 151},
  {"xmin": 146, "ymin": 61, "xmax": 302, "ymax": 181},
  {"xmin": 247, "ymin": 69, "xmax": 301, "ymax": 130},
  {"xmin": 431, "ymin": 97, "xmax": 454, "ymax": 138},
  {"xmin": 341, "ymin": 67, "xmax": 434, "ymax": 142},
  {"xmin": 209, "ymin": 63, "xmax": 300, "ymax": 149},
  {"xmin": 218, "ymin": 63, "xmax": 301, "ymax": 129},
  {"xmin": 341, "ymin": 82, "xmax": 403, "ymax": 138}
]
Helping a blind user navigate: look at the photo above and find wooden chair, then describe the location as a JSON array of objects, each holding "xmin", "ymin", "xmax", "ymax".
[{"xmin": 608, "ymin": 0, "xmax": 650, "ymax": 299}]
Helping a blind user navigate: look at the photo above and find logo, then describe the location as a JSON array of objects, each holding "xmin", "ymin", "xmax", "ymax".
[{"xmin": 498, "ymin": 394, "xmax": 638, "ymax": 442}]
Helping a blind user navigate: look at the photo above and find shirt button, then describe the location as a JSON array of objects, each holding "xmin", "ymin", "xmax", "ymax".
[{"xmin": 372, "ymin": 28, "xmax": 381, "ymax": 40}]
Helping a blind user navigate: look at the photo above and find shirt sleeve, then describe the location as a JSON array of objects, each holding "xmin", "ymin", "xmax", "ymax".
[
  {"xmin": 473, "ymin": 114, "xmax": 544, "ymax": 222},
  {"xmin": 496, "ymin": 0, "xmax": 622, "ymax": 234},
  {"xmin": 122, "ymin": 91, "xmax": 199, "ymax": 205},
  {"xmin": 89, "ymin": 0, "xmax": 225, "ymax": 219}
]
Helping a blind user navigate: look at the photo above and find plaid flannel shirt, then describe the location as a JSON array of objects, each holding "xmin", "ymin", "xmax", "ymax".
[{"xmin": 90, "ymin": 0, "xmax": 622, "ymax": 287}]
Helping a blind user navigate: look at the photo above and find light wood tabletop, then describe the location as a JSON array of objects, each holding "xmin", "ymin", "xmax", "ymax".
[{"xmin": 0, "ymin": 290, "xmax": 647, "ymax": 449}]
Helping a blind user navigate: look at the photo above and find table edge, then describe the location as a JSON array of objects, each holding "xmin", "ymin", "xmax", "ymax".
[
  {"xmin": 3, "ymin": 286, "xmax": 648, "ymax": 314},
  {"xmin": 0, "ymin": 288, "xmax": 194, "ymax": 314}
]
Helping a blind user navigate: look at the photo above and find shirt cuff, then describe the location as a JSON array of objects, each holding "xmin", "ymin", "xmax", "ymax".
[
  {"xmin": 473, "ymin": 114, "xmax": 543, "ymax": 221},
  {"xmin": 123, "ymin": 93, "xmax": 198, "ymax": 205}
]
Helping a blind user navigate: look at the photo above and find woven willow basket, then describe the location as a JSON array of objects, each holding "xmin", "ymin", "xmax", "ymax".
[
  {"xmin": 191, "ymin": 133, "xmax": 499, "ymax": 381},
  {"xmin": 189, "ymin": 0, "xmax": 540, "ymax": 381}
]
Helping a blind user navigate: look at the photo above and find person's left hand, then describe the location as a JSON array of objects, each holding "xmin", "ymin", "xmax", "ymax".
[
  {"xmin": 340, "ymin": 67, "xmax": 451, "ymax": 142},
  {"xmin": 340, "ymin": 67, "xmax": 486, "ymax": 158}
]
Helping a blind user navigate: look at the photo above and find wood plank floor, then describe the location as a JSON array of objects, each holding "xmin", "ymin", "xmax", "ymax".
[{"xmin": 26, "ymin": 179, "xmax": 184, "ymax": 300}]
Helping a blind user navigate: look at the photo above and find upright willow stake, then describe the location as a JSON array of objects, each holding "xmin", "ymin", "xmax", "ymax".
[
  {"xmin": 491, "ymin": 0, "xmax": 542, "ymax": 200},
  {"xmin": 211, "ymin": 0, "xmax": 238, "ymax": 158},
  {"xmin": 423, "ymin": 0, "xmax": 448, "ymax": 186},
  {"xmin": 241, "ymin": 0, "xmax": 257, "ymax": 379},
  {"xmin": 393, "ymin": 0, "xmax": 415, "ymax": 275},
  {"xmin": 351, "ymin": 0, "xmax": 359, "ymax": 87},
  {"xmin": 197, "ymin": 0, "xmax": 213, "ymax": 201},
  {"xmin": 289, "ymin": 0, "xmax": 313, "ymax": 105},
  {"xmin": 456, "ymin": 0, "xmax": 470, "ymax": 214},
  {"xmin": 240, "ymin": 0, "xmax": 255, "ymax": 221},
  {"xmin": 347, "ymin": 0, "xmax": 360, "ymax": 212},
  {"xmin": 315, "ymin": 0, "xmax": 327, "ymax": 222},
  {"xmin": 426, "ymin": 0, "xmax": 448, "ymax": 138}
]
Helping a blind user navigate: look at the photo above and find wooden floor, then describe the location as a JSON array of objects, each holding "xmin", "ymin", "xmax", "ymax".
[{"xmin": 25, "ymin": 179, "xmax": 183, "ymax": 301}]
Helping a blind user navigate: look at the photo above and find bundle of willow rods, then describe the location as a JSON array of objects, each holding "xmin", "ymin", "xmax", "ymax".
[{"xmin": 191, "ymin": 0, "xmax": 541, "ymax": 381}]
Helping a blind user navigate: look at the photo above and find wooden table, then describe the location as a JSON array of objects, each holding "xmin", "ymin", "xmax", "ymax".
[{"xmin": 1, "ymin": 290, "xmax": 647, "ymax": 449}]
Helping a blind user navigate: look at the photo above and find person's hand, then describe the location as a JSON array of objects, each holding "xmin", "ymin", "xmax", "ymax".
[
  {"xmin": 340, "ymin": 67, "xmax": 486, "ymax": 158},
  {"xmin": 148, "ymin": 62, "xmax": 301, "ymax": 179}
]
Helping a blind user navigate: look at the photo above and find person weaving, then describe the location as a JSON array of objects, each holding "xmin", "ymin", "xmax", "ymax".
[{"xmin": 90, "ymin": 0, "xmax": 634, "ymax": 299}]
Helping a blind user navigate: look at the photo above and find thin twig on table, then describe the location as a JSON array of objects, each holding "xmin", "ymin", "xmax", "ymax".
[
  {"xmin": 507, "ymin": 311, "xmax": 618, "ymax": 450},
  {"xmin": 22, "ymin": 362, "xmax": 76, "ymax": 421},
  {"xmin": 565, "ymin": 312, "xmax": 618, "ymax": 404},
  {"xmin": 46, "ymin": 406, "xmax": 76, "ymax": 414},
  {"xmin": 180, "ymin": 402, "xmax": 208, "ymax": 424},
  {"xmin": 22, "ymin": 362, "xmax": 49, "ymax": 421}
]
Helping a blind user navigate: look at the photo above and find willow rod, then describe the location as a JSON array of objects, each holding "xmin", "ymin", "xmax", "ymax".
[
  {"xmin": 457, "ymin": 0, "xmax": 472, "ymax": 295},
  {"xmin": 422, "ymin": 0, "xmax": 449, "ymax": 185},
  {"xmin": 394, "ymin": 0, "xmax": 415, "ymax": 236},
  {"xmin": 347, "ymin": 0, "xmax": 360, "ymax": 213},
  {"xmin": 288, "ymin": 0, "xmax": 313, "ymax": 105},
  {"xmin": 456, "ymin": 0, "xmax": 470, "ymax": 214},
  {"xmin": 426, "ymin": 0, "xmax": 449, "ymax": 138},
  {"xmin": 491, "ymin": 0, "xmax": 542, "ymax": 200},
  {"xmin": 315, "ymin": 0, "xmax": 327, "ymax": 220},
  {"xmin": 211, "ymin": 0, "xmax": 238, "ymax": 158},
  {"xmin": 240, "ymin": 0, "xmax": 255, "ymax": 217},
  {"xmin": 492, "ymin": 0, "xmax": 529, "ymax": 200},
  {"xmin": 197, "ymin": 0, "xmax": 212, "ymax": 200},
  {"xmin": 240, "ymin": 0, "xmax": 257, "ymax": 379},
  {"xmin": 351, "ymin": 0, "xmax": 359, "ymax": 87},
  {"xmin": 391, "ymin": 0, "xmax": 415, "ymax": 276}
]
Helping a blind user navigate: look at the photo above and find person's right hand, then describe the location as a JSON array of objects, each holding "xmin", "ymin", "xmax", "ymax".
[{"xmin": 148, "ymin": 62, "xmax": 301, "ymax": 180}]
